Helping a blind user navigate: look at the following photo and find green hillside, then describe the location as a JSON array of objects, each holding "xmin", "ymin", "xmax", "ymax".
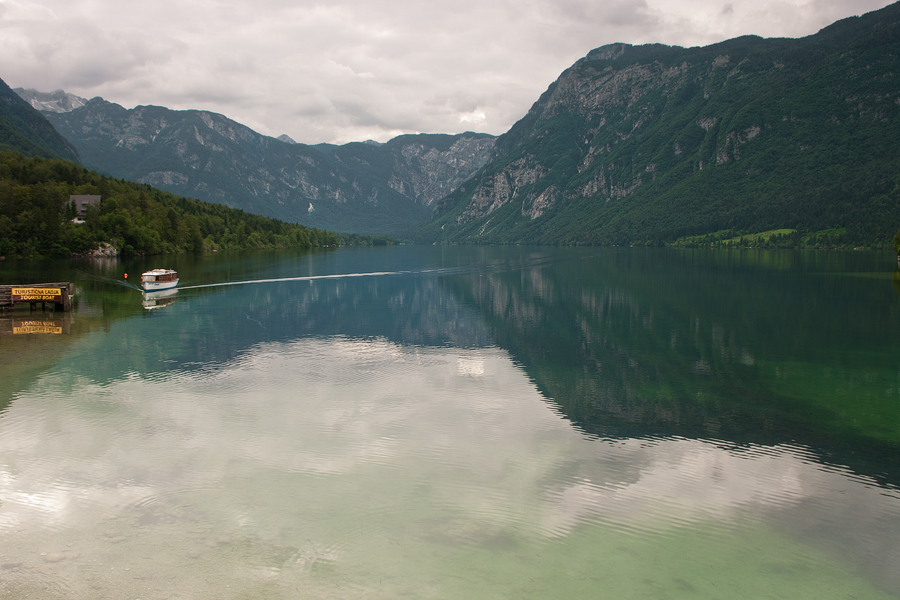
[
  {"xmin": 0, "ymin": 152, "xmax": 388, "ymax": 258},
  {"xmin": 0, "ymin": 77, "xmax": 79, "ymax": 162},
  {"xmin": 417, "ymin": 2, "xmax": 900, "ymax": 248}
]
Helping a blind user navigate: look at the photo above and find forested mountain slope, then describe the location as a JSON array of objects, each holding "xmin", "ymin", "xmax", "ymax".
[
  {"xmin": 0, "ymin": 78, "xmax": 79, "ymax": 162},
  {"xmin": 0, "ymin": 152, "xmax": 376, "ymax": 258},
  {"xmin": 417, "ymin": 2, "xmax": 900, "ymax": 247},
  {"xmin": 36, "ymin": 97, "xmax": 494, "ymax": 236}
]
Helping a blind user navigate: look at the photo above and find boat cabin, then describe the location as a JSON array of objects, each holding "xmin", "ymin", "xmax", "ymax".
[{"xmin": 141, "ymin": 270, "xmax": 178, "ymax": 284}]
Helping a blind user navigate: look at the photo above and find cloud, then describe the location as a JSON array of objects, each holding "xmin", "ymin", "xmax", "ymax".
[{"xmin": 0, "ymin": 0, "xmax": 894, "ymax": 144}]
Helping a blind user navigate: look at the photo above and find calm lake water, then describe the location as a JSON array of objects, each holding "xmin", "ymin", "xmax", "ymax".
[{"xmin": 1, "ymin": 246, "xmax": 899, "ymax": 599}]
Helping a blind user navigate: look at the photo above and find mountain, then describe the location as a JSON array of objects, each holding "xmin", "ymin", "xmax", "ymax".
[
  {"xmin": 416, "ymin": 2, "xmax": 900, "ymax": 247},
  {"xmin": 14, "ymin": 88, "xmax": 88, "ymax": 113},
  {"xmin": 33, "ymin": 98, "xmax": 494, "ymax": 235},
  {"xmin": 0, "ymin": 78, "xmax": 79, "ymax": 161}
]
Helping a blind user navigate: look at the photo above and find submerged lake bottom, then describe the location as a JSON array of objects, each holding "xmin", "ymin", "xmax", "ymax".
[{"xmin": 0, "ymin": 246, "xmax": 899, "ymax": 599}]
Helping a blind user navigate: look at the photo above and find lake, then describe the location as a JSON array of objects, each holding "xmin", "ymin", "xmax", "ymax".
[{"xmin": 0, "ymin": 245, "xmax": 899, "ymax": 599}]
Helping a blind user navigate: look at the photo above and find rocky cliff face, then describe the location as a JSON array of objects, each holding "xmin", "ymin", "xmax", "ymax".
[
  {"xmin": 14, "ymin": 88, "xmax": 88, "ymax": 113},
  {"xmin": 418, "ymin": 2, "xmax": 900, "ymax": 246},
  {"xmin": 382, "ymin": 135, "xmax": 496, "ymax": 208},
  {"xmin": 36, "ymin": 98, "xmax": 494, "ymax": 235}
]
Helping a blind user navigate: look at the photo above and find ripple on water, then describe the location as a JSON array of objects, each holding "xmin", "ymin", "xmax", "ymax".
[{"xmin": 414, "ymin": 513, "xmax": 525, "ymax": 552}]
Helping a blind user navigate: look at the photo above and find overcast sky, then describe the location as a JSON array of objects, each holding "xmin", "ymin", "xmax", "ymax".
[{"xmin": 0, "ymin": 0, "xmax": 893, "ymax": 145}]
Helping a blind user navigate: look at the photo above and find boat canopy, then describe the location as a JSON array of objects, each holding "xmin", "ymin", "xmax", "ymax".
[{"xmin": 141, "ymin": 269, "xmax": 178, "ymax": 282}]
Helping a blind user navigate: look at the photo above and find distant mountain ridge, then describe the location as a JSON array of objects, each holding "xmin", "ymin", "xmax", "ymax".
[
  {"xmin": 32, "ymin": 96, "xmax": 495, "ymax": 235},
  {"xmin": 416, "ymin": 2, "xmax": 900, "ymax": 246},
  {"xmin": 0, "ymin": 78, "xmax": 79, "ymax": 161},
  {"xmin": 14, "ymin": 88, "xmax": 88, "ymax": 113}
]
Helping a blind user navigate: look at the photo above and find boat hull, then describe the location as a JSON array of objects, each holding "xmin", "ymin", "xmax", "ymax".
[{"xmin": 142, "ymin": 279, "xmax": 179, "ymax": 292}]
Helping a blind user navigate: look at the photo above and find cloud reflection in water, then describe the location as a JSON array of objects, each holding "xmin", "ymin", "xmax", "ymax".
[{"xmin": 0, "ymin": 336, "xmax": 897, "ymax": 598}]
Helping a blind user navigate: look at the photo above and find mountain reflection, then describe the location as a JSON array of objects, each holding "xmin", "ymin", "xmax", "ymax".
[
  {"xmin": 4, "ymin": 336, "xmax": 899, "ymax": 597},
  {"xmin": 438, "ymin": 248, "xmax": 900, "ymax": 487},
  {"xmin": 54, "ymin": 247, "xmax": 900, "ymax": 490}
]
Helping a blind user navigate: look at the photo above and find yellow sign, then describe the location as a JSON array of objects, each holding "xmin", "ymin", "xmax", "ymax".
[
  {"xmin": 11, "ymin": 287, "xmax": 62, "ymax": 301},
  {"xmin": 13, "ymin": 321, "xmax": 63, "ymax": 334}
]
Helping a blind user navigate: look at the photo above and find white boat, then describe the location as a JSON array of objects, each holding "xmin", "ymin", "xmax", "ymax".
[{"xmin": 141, "ymin": 269, "xmax": 179, "ymax": 291}]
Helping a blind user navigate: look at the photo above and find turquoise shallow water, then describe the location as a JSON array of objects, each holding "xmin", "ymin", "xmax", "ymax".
[{"xmin": 0, "ymin": 246, "xmax": 898, "ymax": 599}]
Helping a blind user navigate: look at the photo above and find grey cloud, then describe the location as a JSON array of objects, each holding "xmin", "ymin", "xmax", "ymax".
[{"xmin": 0, "ymin": 0, "xmax": 894, "ymax": 144}]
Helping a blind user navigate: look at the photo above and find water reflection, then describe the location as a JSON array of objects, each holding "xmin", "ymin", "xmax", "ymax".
[
  {"xmin": 142, "ymin": 288, "xmax": 178, "ymax": 310},
  {"xmin": 0, "ymin": 247, "xmax": 898, "ymax": 599},
  {"xmin": 0, "ymin": 315, "xmax": 72, "ymax": 335},
  {"xmin": 442, "ymin": 248, "xmax": 900, "ymax": 483},
  {"xmin": 1, "ymin": 337, "xmax": 897, "ymax": 598}
]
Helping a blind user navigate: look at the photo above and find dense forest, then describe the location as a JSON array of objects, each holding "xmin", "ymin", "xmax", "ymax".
[{"xmin": 0, "ymin": 152, "xmax": 391, "ymax": 258}]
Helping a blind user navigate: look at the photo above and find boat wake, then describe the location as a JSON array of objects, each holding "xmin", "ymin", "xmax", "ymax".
[
  {"xmin": 90, "ymin": 252, "xmax": 569, "ymax": 294},
  {"xmin": 178, "ymin": 270, "xmax": 413, "ymax": 291},
  {"xmin": 178, "ymin": 258, "xmax": 557, "ymax": 291},
  {"xmin": 79, "ymin": 272, "xmax": 143, "ymax": 292}
]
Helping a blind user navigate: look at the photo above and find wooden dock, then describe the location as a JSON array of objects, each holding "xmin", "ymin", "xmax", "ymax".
[{"xmin": 0, "ymin": 283, "xmax": 74, "ymax": 312}]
